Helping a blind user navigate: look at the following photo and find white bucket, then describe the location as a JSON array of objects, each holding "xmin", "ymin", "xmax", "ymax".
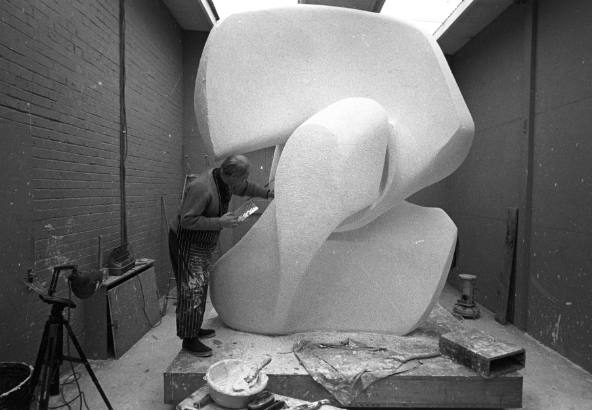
[{"xmin": 205, "ymin": 359, "xmax": 269, "ymax": 409}]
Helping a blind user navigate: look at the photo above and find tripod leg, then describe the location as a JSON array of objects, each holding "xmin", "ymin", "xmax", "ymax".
[
  {"xmin": 31, "ymin": 321, "xmax": 55, "ymax": 410},
  {"xmin": 30, "ymin": 320, "xmax": 50, "ymax": 391},
  {"xmin": 50, "ymin": 317, "xmax": 64, "ymax": 396},
  {"xmin": 38, "ymin": 330, "xmax": 59, "ymax": 410},
  {"xmin": 64, "ymin": 321, "xmax": 113, "ymax": 410},
  {"xmin": 32, "ymin": 314, "xmax": 65, "ymax": 409}
]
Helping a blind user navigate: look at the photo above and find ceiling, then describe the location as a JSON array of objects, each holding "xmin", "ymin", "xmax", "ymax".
[
  {"xmin": 161, "ymin": 0, "xmax": 218, "ymax": 31},
  {"xmin": 436, "ymin": 0, "xmax": 513, "ymax": 54},
  {"xmin": 161, "ymin": 0, "xmax": 514, "ymax": 55},
  {"xmin": 297, "ymin": 0, "xmax": 385, "ymax": 13}
]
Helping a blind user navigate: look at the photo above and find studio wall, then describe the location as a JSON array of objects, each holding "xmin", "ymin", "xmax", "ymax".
[
  {"xmin": 0, "ymin": 0, "xmax": 185, "ymax": 362},
  {"xmin": 420, "ymin": 0, "xmax": 592, "ymax": 372}
]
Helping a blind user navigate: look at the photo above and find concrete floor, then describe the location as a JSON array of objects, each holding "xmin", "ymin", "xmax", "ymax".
[{"xmin": 52, "ymin": 285, "xmax": 592, "ymax": 410}]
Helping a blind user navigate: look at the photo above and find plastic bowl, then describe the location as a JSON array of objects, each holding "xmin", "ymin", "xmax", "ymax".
[{"xmin": 206, "ymin": 359, "xmax": 269, "ymax": 409}]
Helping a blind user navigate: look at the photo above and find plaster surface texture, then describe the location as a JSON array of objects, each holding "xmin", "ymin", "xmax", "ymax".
[
  {"xmin": 196, "ymin": 5, "xmax": 475, "ymax": 335},
  {"xmin": 195, "ymin": 6, "xmax": 473, "ymax": 204},
  {"xmin": 212, "ymin": 199, "xmax": 456, "ymax": 334},
  {"xmin": 273, "ymin": 98, "xmax": 387, "ymax": 326}
]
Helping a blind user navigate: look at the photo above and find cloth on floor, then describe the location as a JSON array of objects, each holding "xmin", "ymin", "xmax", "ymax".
[{"xmin": 293, "ymin": 335, "xmax": 440, "ymax": 405}]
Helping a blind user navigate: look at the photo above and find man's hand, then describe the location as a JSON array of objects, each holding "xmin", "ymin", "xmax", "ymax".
[{"xmin": 220, "ymin": 212, "xmax": 239, "ymax": 228}]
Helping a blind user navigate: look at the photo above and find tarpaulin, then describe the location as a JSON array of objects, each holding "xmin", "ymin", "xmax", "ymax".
[{"xmin": 293, "ymin": 335, "xmax": 440, "ymax": 406}]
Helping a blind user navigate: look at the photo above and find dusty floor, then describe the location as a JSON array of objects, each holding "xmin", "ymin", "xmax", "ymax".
[{"xmin": 49, "ymin": 285, "xmax": 592, "ymax": 410}]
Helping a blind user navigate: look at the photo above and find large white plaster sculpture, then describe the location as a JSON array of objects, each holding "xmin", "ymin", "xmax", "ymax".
[{"xmin": 195, "ymin": 5, "xmax": 474, "ymax": 335}]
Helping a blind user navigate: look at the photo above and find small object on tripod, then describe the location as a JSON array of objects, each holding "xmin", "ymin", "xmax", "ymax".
[
  {"xmin": 69, "ymin": 268, "xmax": 103, "ymax": 299},
  {"xmin": 453, "ymin": 273, "xmax": 480, "ymax": 319},
  {"xmin": 29, "ymin": 264, "xmax": 113, "ymax": 410}
]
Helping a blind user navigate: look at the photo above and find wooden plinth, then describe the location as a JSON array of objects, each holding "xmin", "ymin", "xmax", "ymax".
[{"xmin": 164, "ymin": 305, "xmax": 522, "ymax": 408}]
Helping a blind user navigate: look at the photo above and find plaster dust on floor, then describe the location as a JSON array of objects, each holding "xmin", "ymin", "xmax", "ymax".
[{"xmin": 50, "ymin": 285, "xmax": 592, "ymax": 410}]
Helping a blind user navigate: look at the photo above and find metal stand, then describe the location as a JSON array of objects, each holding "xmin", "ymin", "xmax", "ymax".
[
  {"xmin": 29, "ymin": 266, "xmax": 113, "ymax": 410},
  {"xmin": 453, "ymin": 273, "xmax": 481, "ymax": 319}
]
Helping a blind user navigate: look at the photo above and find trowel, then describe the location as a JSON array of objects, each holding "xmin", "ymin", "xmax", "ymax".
[{"xmin": 232, "ymin": 357, "xmax": 272, "ymax": 392}]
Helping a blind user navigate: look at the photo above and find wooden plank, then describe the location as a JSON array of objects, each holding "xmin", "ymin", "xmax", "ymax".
[
  {"xmin": 348, "ymin": 371, "xmax": 522, "ymax": 408},
  {"xmin": 164, "ymin": 305, "xmax": 523, "ymax": 408},
  {"xmin": 514, "ymin": 0, "xmax": 537, "ymax": 331},
  {"xmin": 83, "ymin": 261, "xmax": 156, "ymax": 359},
  {"xmin": 83, "ymin": 286, "xmax": 110, "ymax": 359},
  {"xmin": 165, "ymin": 349, "xmax": 523, "ymax": 408},
  {"xmin": 496, "ymin": 207, "xmax": 519, "ymax": 324},
  {"xmin": 108, "ymin": 265, "xmax": 160, "ymax": 358},
  {"xmin": 103, "ymin": 260, "xmax": 154, "ymax": 288}
]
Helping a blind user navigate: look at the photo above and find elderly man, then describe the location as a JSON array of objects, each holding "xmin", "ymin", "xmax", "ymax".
[{"xmin": 169, "ymin": 155, "xmax": 273, "ymax": 356}]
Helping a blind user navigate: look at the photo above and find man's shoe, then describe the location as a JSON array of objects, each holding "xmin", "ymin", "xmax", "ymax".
[
  {"xmin": 182, "ymin": 338, "xmax": 213, "ymax": 357},
  {"xmin": 198, "ymin": 328, "xmax": 216, "ymax": 339}
]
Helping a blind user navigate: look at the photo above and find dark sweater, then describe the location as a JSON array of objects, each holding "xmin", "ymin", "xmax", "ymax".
[{"xmin": 171, "ymin": 168, "xmax": 270, "ymax": 233}]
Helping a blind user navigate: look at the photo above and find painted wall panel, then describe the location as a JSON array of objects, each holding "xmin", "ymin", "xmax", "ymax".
[
  {"xmin": 528, "ymin": 228, "xmax": 592, "ymax": 370},
  {"xmin": 446, "ymin": 120, "xmax": 524, "ymax": 220},
  {"xmin": 531, "ymin": 100, "xmax": 592, "ymax": 230},
  {"xmin": 445, "ymin": 0, "xmax": 592, "ymax": 372},
  {"xmin": 448, "ymin": 213, "xmax": 508, "ymax": 309},
  {"xmin": 420, "ymin": 5, "xmax": 528, "ymax": 314},
  {"xmin": 534, "ymin": 0, "xmax": 592, "ymax": 113},
  {"xmin": 451, "ymin": 6, "xmax": 525, "ymax": 131},
  {"xmin": 527, "ymin": 0, "xmax": 592, "ymax": 372}
]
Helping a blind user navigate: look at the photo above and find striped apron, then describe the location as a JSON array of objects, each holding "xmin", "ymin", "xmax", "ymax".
[
  {"xmin": 169, "ymin": 227, "xmax": 219, "ymax": 339},
  {"xmin": 169, "ymin": 169, "xmax": 229, "ymax": 339}
]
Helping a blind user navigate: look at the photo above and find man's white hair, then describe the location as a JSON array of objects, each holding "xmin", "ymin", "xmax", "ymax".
[{"xmin": 220, "ymin": 155, "xmax": 250, "ymax": 177}]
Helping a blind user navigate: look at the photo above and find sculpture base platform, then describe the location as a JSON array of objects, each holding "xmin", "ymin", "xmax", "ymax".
[{"xmin": 164, "ymin": 305, "xmax": 522, "ymax": 408}]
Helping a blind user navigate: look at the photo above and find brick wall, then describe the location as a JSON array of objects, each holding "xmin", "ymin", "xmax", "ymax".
[
  {"xmin": 182, "ymin": 30, "xmax": 210, "ymax": 175},
  {"xmin": 0, "ymin": 0, "xmax": 184, "ymax": 362}
]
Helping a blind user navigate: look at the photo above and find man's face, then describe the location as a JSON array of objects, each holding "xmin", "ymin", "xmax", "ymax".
[{"xmin": 225, "ymin": 173, "xmax": 248, "ymax": 190}]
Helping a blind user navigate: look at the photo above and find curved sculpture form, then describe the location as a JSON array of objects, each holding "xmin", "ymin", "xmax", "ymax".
[
  {"xmin": 196, "ymin": 5, "xmax": 474, "ymax": 335},
  {"xmin": 212, "ymin": 199, "xmax": 456, "ymax": 334},
  {"xmin": 274, "ymin": 98, "xmax": 387, "ymax": 328}
]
